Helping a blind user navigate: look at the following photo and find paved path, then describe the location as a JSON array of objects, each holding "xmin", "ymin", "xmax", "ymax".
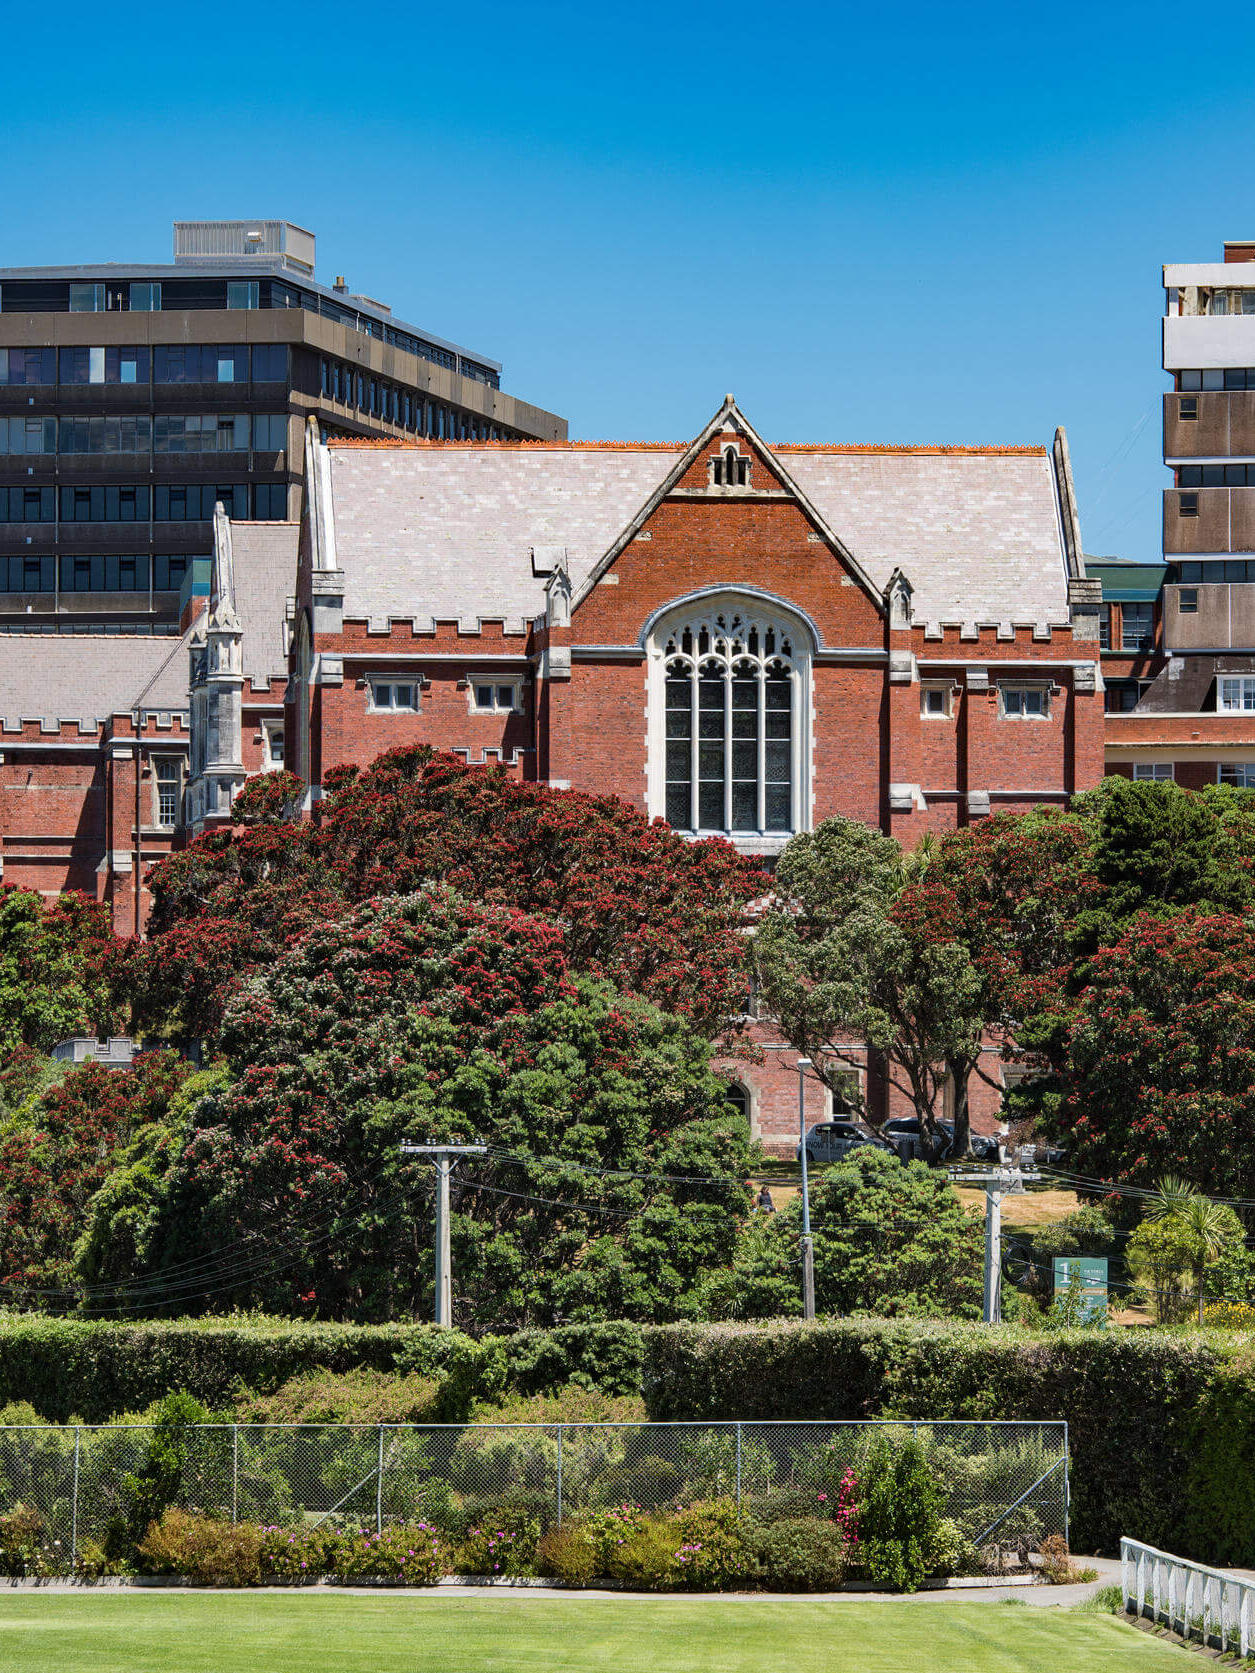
[{"xmin": 2, "ymin": 1556, "xmax": 1123, "ymax": 1606}]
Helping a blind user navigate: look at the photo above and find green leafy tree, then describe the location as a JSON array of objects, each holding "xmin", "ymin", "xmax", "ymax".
[
  {"xmin": 754, "ymin": 819, "xmax": 988, "ymax": 1151},
  {"xmin": 1145, "ymin": 1176, "xmax": 1247, "ymax": 1326},
  {"xmin": 104, "ymin": 889, "xmax": 755, "ymax": 1327},
  {"xmin": 804, "ymin": 1149, "xmax": 983, "ymax": 1318},
  {"xmin": 0, "ymin": 889, "xmax": 114, "ymax": 1059}
]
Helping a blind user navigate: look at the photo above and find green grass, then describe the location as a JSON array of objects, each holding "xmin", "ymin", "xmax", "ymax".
[{"xmin": 0, "ymin": 1594, "xmax": 1184, "ymax": 1672}]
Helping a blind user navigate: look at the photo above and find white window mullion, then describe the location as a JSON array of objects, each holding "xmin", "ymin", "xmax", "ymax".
[
  {"xmin": 723, "ymin": 666, "xmax": 733, "ymax": 834},
  {"xmin": 756, "ymin": 664, "xmax": 767, "ymax": 832},
  {"xmin": 689, "ymin": 664, "xmax": 699, "ymax": 834}
]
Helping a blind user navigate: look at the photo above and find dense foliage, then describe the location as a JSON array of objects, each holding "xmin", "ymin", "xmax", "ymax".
[
  {"xmin": 82, "ymin": 889, "xmax": 756, "ymax": 1325},
  {"xmin": 119, "ymin": 748, "xmax": 764, "ymax": 1041},
  {"xmin": 0, "ymin": 888, "xmax": 114, "ymax": 1061}
]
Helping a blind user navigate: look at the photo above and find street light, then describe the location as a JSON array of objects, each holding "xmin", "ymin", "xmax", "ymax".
[
  {"xmin": 797, "ymin": 1057, "xmax": 815, "ymax": 1320},
  {"xmin": 400, "ymin": 1142, "xmax": 486, "ymax": 1326}
]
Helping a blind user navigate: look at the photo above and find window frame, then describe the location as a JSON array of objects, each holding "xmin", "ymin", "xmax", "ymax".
[
  {"xmin": 920, "ymin": 683, "xmax": 953, "ymax": 719},
  {"xmin": 152, "ymin": 757, "xmax": 183, "ymax": 829},
  {"xmin": 1132, "ymin": 763, "xmax": 1174, "ymax": 783},
  {"xmin": 1218, "ymin": 762, "xmax": 1255, "ymax": 790},
  {"xmin": 999, "ymin": 683, "xmax": 1051, "ymax": 720},
  {"xmin": 1218, "ymin": 677, "xmax": 1255, "ymax": 714},
  {"xmin": 648, "ymin": 594, "xmax": 811, "ymax": 845},
  {"xmin": 469, "ymin": 680, "xmax": 521, "ymax": 714},
  {"xmin": 367, "ymin": 678, "xmax": 419, "ymax": 714},
  {"xmin": 261, "ymin": 720, "xmax": 285, "ymax": 770}
]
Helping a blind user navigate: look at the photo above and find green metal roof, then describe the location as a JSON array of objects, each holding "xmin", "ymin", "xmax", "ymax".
[{"xmin": 1086, "ymin": 560, "xmax": 1167, "ymax": 602}]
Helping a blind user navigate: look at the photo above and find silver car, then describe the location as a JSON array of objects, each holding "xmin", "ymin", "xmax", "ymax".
[{"xmin": 796, "ymin": 1121, "xmax": 888, "ymax": 1165}]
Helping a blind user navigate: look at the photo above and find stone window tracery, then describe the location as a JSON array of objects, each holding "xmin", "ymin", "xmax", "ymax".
[{"xmin": 658, "ymin": 604, "xmax": 803, "ymax": 837}]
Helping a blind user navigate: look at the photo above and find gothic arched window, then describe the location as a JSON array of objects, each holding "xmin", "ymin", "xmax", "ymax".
[{"xmin": 656, "ymin": 602, "xmax": 805, "ymax": 837}]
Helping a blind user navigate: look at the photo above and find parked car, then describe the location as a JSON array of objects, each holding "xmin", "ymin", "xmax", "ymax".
[
  {"xmin": 796, "ymin": 1121, "xmax": 890, "ymax": 1166},
  {"xmin": 881, "ymin": 1117, "xmax": 1001, "ymax": 1164}
]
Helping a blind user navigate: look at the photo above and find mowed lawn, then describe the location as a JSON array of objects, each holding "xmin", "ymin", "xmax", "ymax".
[{"xmin": 0, "ymin": 1593, "xmax": 1184, "ymax": 1673}]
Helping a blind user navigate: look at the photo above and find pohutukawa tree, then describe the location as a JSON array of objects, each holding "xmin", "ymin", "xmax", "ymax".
[
  {"xmin": 92, "ymin": 888, "xmax": 755, "ymax": 1325},
  {"xmin": 117, "ymin": 749, "xmax": 765, "ymax": 1043}
]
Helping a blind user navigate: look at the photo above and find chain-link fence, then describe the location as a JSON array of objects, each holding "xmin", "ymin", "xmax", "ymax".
[{"xmin": 0, "ymin": 1419, "xmax": 1067, "ymax": 1575}]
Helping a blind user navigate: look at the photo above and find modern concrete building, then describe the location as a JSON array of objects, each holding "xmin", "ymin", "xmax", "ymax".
[
  {"xmin": 0, "ymin": 219, "xmax": 566, "ymax": 637},
  {"xmin": 1105, "ymin": 241, "xmax": 1255, "ymax": 785}
]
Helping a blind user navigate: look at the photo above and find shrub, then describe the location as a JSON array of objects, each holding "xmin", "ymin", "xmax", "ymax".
[
  {"xmin": 641, "ymin": 1318, "xmax": 1222, "ymax": 1555},
  {"xmin": 258, "ymin": 1524, "xmax": 336, "ymax": 1584},
  {"xmin": 854, "ymin": 1434, "xmax": 940, "ymax": 1593},
  {"xmin": 0, "ymin": 1503, "xmax": 61, "ymax": 1577},
  {"xmin": 454, "ymin": 1509, "xmax": 541, "ymax": 1577},
  {"xmin": 137, "ymin": 1510, "xmax": 263, "ymax": 1586},
  {"xmin": 671, "ymin": 1498, "xmax": 749, "ymax": 1591},
  {"xmin": 1037, "ymin": 1533, "xmax": 1084, "ymax": 1585},
  {"xmin": 535, "ymin": 1522, "xmax": 596, "ymax": 1586},
  {"xmin": 602, "ymin": 1518, "xmax": 680, "ymax": 1589},
  {"xmin": 237, "ymin": 1369, "xmax": 442, "ymax": 1426},
  {"xmin": 925, "ymin": 1517, "xmax": 973, "ymax": 1578},
  {"xmin": 331, "ymin": 1525, "xmax": 443, "ymax": 1585},
  {"xmin": 747, "ymin": 1518, "xmax": 847, "ymax": 1591},
  {"xmin": 501, "ymin": 1322, "xmax": 645, "ymax": 1397},
  {"xmin": 114, "ymin": 1392, "xmax": 211, "ymax": 1553}
]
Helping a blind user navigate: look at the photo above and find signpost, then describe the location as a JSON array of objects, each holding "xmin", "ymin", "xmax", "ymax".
[{"xmin": 1052, "ymin": 1255, "xmax": 1109, "ymax": 1326}]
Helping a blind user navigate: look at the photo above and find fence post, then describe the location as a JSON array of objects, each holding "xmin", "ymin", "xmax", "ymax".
[
  {"xmin": 556, "ymin": 1425, "xmax": 563, "ymax": 1525},
  {"xmin": 232, "ymin": 1425, "xmax": 239, "ymax": 1525},
  {"xmin": 376, "ymin": 1426, "xmax": 385, "ymax": 1535},
  {"xmin": 735, "ymin": 1423, "xmax": 743, "ymax": 1512},
  {"xmin": 1061, "ymin": 1424, "xmax": 1070, "ymax": 1550},
  {"xmin": 70, "ymin": 1427, "xmax": 80, "ymax": 1576}
]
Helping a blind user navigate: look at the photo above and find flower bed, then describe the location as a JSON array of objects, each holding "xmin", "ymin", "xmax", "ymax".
[{"xmin": 0, "ymin": 1435, "xmax": 1059, "ymax": 1593}]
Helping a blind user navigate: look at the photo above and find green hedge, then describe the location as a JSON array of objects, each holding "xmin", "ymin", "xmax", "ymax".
[
  {"xmin": 1, "ymin": 1312, "xmax": 1252, "ymax": 1563},
  {"xmin": 641, "ymin": 1319, "xmax": 1229, "ymax": 1559},
  {"xmin": 0, "ymin": 1318, "xmax": 467, "ymax": 1423}
]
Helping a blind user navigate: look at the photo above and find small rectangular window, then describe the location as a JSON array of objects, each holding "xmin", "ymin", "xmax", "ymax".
[
  {"xmin": 227, "ymin": 281, "xmax": 259, "ymax": 310},
  {"xmin": 920, "ymin": 686, "xmax": 950, "ymax": 717},
  {"xmin": 1218, "ymin": 677, "xmax": 1255, "ymax": 713},
  {"xmin": 369, "ymin": 680, "xmax": 418, "ymax": 712},
  {"xmin": 129, "ymin": 282, "xmax": 161, "ymax": 311},
  {"xmin": 1178, "ymin": 588, "xmax": 1198, "ymax": 614},
  {"xmin": 1132, "ymin": 763, "xmax": 1173, "ymax": 782},
  {"xmin": 1001, "ymin": 685, "xmax": 1048, "ymax": 718},
  {"xmin": 471, "ymin": 682, "xmax": 519, "ymax": 713},
  {"xmin": 1179, "ymin": 396, "xmax": 1198, "ymax": 420},
  {"xmin": 262, "ymin": 722, "xmax": 285, "ymax": 769},
  {"xmin": 1179, "ymin": 493, "xmax": 1199, "ymax": 517},
  {"xmin": 1203, "ymin": 369, "xmax": 1225, "ymax": 391},
  {"xmin": 1180, "ymin": 370, "xmax": 1203, "ymax": 391},
  {"xmin": 1219, "ymin": 763, "xmax": 1255, "ymax": 790}
]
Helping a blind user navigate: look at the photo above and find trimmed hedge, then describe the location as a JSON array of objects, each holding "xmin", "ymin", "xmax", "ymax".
[
  {"xmin": 0, "ymin": 1316, "xmax": 643, "ymax": 1426},
  {"xmin": 641, "ymin": 1319, "xmax": 1226, "ymax": 1558},
  {"xmin": 1, "ymin": 1312, "xmax": 1253, "ymax": 1562}
]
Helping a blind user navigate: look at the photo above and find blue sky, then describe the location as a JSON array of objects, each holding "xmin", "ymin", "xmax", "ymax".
[{"xmin": 5, "ymin": 0, "xmax": 1254, "ymax": 561}]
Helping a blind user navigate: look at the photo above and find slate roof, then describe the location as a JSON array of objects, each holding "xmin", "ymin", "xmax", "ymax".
[
  {"xmin": 0, "ymin": 632, "xmax": 191, "ymax": 731},
  {"xmin": 228, "ymin": 522, "xmax": 297, "ymax": 686},
  {"xmin": 321, "ymin": 433, "xmax": 1074, "ymax": 637}
]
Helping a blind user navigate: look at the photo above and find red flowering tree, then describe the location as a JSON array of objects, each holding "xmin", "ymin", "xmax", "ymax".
[
  {"xmin": 119, "ymin": 748, "xmax": 764, "ymax": 1043},
  {"xmin": 1060, "ymin": 911, "xmax": 1255, "ymax": 1196},
  {"xmin": 0, "ymin": 1049, "xmax": 191, "ymax": 1290},
  {"xmin": 108, "ymin": 888, "xmax": 754, "ymax": 1325}
]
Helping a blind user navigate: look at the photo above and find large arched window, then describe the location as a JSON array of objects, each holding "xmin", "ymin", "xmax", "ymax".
[{"xmin": 650, "ymin": 596, "xmax": 810, "ymax": 840}]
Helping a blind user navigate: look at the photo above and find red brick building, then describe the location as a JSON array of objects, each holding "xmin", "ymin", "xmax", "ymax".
[
  {"xmin": 208, "ymin": 397, "xmax": 1101, "ymax": 1151},
  {"xmin": 0, "ymin": 395, "xmax": 1106, "ymax": 1151}
]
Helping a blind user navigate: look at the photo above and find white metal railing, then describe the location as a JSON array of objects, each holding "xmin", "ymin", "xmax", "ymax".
[{"xmin": 1121, "ymin": 1537, "xmax": 1255, "ymax": 1657}]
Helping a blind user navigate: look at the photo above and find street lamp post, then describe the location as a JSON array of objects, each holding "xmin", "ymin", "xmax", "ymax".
[{"xmin": 797, "ymin": 1057, "xmax": 815, "ymax": 1320}]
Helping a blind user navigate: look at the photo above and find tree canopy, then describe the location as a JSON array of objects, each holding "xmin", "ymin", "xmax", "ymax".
[
  {"xmin": 78, "ymin": 889, "xmax": 756, "ymax": 1326},
  {"xmin": 117, "ymin": 749, "xmax": 764, "ymax": 1043}
]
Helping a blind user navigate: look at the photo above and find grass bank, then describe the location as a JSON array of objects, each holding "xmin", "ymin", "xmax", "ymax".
[{"xmin": 0, "ymin": 1593, "xmax": 1184, "ymax": 1672}]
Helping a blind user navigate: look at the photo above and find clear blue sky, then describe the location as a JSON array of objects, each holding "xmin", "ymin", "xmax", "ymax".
[{"xmin": 5, "ymin": 0, "xmax": 1254, "ymax": 562}]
